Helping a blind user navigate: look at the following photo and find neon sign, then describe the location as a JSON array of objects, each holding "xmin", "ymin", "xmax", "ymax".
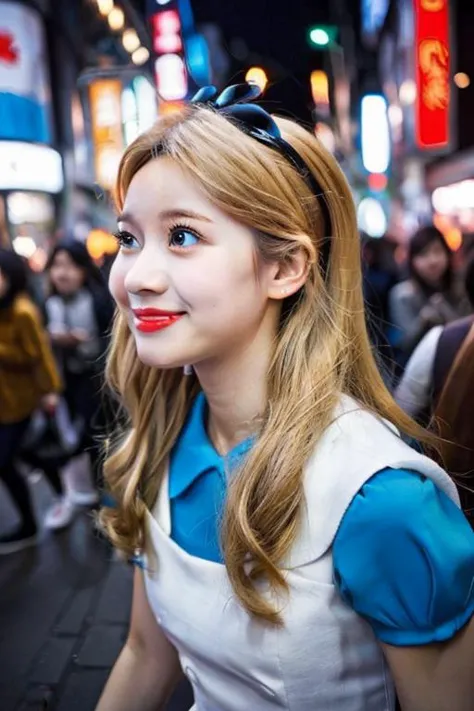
[{"xmin": 414, "ymin": 0, "xmax": 450, "ymax": 149}]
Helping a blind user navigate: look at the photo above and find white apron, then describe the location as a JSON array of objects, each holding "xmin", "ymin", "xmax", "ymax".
[{"xmin": 143, "ymin": 396, "xmax": 459, "ymax": 710}]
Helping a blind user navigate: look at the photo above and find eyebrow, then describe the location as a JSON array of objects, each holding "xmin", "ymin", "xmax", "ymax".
[{"xmin": 116, "ymin": 208, "xmax": 214, "ymax": 225}]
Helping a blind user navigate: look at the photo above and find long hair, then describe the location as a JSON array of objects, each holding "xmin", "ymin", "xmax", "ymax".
[
  {"xmin": 100, "ymin": 105, "xmax": 433, "ymax": 623},
  {"xmin": 434, "ymin": 336, "xmax": 474, "ymax": 525},
  {"xmin": 408, "ymin": 225, "xmax": 453, "ymax": 296}
]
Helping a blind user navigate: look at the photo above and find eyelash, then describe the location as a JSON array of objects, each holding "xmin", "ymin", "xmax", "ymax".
[
  {"xmin": 113, "ymin": 223, "xmax": 203, "ymax": 251},
  {"xmin": 168, "ymin": 222, "xmax": 202, "ymax": 250},
  {"xmin": 113, "ymin": 230, "xmax": 138, "ymax": 249}
]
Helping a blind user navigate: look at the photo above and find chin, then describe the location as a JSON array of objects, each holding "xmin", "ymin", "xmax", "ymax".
[{"xmin": 133, "ymin": 344, "xmax": 185, "ymax": 370}]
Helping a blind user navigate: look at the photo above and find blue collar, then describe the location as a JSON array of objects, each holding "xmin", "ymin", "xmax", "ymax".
[{"xmin": 169, "ymin": 391, "xmax": 254, "ymax": 498}]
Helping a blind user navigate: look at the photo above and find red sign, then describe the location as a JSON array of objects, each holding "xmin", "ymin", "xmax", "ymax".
[
  {"xmin": 414, "ymin": 0, "xmax": 450, "ymax": 149},
  {"xmin": 0, "ymin": 32, "xmax": 19, "ymax": 64}
]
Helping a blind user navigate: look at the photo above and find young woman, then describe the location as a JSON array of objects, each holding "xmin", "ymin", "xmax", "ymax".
[
  {"xmin": 389, "ymin": 225, "xmax": 466, "ymax": 364},
  {"xmin": 0, "ymin": 248, "xmax": 62, "ymax": 552},
  {"xmin": 45, "ymin": 239, "xmax": 114, "ymax": 517},
  {"xmin": 97, "ymin": 85, "xmax": 474, "ymax": 711}
]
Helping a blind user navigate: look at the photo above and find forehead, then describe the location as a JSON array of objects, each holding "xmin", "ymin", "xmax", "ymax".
[
  {"xmin": 53, "ymin": 251, "xmax": 75, "ymax": 265},
  {"xmin": 123, "ymin": 156, "xmax": 218, "ymax": 219}
]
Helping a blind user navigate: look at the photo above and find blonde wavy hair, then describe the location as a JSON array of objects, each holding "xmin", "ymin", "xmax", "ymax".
[{"xmin": 100, "ymin": 105, "xmax": 431, "ymax": 624}]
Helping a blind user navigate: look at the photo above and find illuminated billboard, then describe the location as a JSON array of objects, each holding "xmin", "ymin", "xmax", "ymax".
[{"xmin": 414, "ymin": 0, "xmax": 450, "ymax": 149}]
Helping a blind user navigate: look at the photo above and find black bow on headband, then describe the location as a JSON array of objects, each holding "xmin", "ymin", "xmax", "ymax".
[{"xmin": 190, "ymin": 83, "xmax": 332, "ymax": 276}]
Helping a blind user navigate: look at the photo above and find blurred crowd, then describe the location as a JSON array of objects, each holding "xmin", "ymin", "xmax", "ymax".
[
  {"xmin": 0, "ymin": 239, "xmax": 114, "ymax": 553},
  {"xmin": 0, "ymin": 222, "xmax": 473, "ymax": 555},
  {"xmin": 363, "ymin": 225, "xmax": 474, "ymax": 524}
]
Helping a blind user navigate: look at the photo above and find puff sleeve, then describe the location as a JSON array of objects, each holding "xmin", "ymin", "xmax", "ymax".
[{"xmin": 333, "ymin": 468, "xmax": 474, "ymax": 646}]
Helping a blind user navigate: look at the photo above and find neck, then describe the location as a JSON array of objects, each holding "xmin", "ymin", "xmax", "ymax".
[{"xmin": 194, "ymin": 319, "xmax": 277, "ymax": 455}]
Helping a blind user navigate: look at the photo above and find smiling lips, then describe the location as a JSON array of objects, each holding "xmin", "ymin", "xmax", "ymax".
[{"xmin": 132, "ymin": 308, "xmax": 184, "ymax": 333}]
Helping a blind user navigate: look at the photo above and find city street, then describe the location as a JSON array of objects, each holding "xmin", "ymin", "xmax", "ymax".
[{"xmin": 0, "ymin": 474, "xmax": 193, "ymax": 711}]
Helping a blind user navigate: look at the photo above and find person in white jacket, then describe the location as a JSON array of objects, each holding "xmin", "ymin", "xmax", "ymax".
[
  {"xmin": 395, "ymin": 257, "xmax": 474, "ymax": 420},
  {"xmin": 96, "ymin": 84, "xmax": 474, "ymax": 711}
]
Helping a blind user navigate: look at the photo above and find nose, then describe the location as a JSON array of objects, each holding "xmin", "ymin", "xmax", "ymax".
[{"xmin": 124, "ymin": 248, "xmax": 169, "ymax": 296}]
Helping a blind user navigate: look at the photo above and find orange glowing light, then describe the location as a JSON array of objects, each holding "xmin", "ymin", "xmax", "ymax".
[
  {"xmin": 310, "ymin": 70, "xmax": 329, "ymax": 105},
  {"xmin": 86, "ymin": 229, "xmax": 118, "ymax": 260},
  {"xmin": 433, "ymin": 212, "xmax": 449, "ymax": 232},
  {"xmin": 421, "ymin": 0, "xmax": 445, "ymax": 10},
  {"xmin": 159, "ymin": 100, "xmax": 185, "ymax": 115},
  {"xmin": 443, "ymin": 227, "xmax": 462, "ymax": 251},
  {"xmin": 454, "ymin": 72, "xmax": 470, "ymax": 89},
  {"xmin": 245, "ymin": 67, "xmax": 268, "ymax": 92}
]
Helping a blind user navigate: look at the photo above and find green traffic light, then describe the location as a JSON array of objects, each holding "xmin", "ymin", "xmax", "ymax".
[
  {"xmin": 310, "ymin": 28, "xmax": 330, "ymax": 46},
  {"xmin": 308, "ymin": 25, "xmax": 338, "ymax": 48}
]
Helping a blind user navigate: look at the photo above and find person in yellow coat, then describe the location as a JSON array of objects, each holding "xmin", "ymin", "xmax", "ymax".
[{"xmin": 0, "ymin": 248, "xmax": 62, "ymax": 553}]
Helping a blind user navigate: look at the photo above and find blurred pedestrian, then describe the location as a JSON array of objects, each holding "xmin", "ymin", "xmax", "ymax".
[
  {"xmin": 396, "ymin": 257, "xmax": 474, "ymax": 524},
  {"xmin": 361, "ymin": 234, "xmax": 399, "ymax": 385},
  {"xmin": 97, "ymin": 84, "xmax": 473, "ymax": 711},
  {"xmin": 395, "ymin": 256, "xmax": 474, "ymax": 420},
  {"xmin": 388, "ymin": 225, "xmax": 466, "ymax": 366},
  {"xmin": 0, "ymin": 248, "xmax": 64, "ymax": 553},
  {"xmin": 45, "ymin": 239, "xmax": 114, "ymax": 499}
]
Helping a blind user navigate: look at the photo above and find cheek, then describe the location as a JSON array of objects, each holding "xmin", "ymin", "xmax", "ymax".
[
  {"xmin": 437, "ymin": 254, "xmax": 448, "ymax": 270},
  {"xmin": 108, "ymin": 258, "xmax": 129, "ymax": 307},
  {"xmin": 413, "ymin": 257, "xmax": 427, "ymax": 274},
  {"xmin": 182, "ymin": 253, "xmax": 260, "ymax": 308},
  {"xmin": 181, "ymin": 253, "xmax": 267, "ymax": 330}
]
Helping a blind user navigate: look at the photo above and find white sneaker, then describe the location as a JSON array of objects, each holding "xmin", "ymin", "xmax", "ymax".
[
  {"xmin": 44, "ymin": 497, "xmax": 75, "ymax": 530},
  {"xmin": 69, "ymin": 489, "xmax": 99, "ymax": 507}
]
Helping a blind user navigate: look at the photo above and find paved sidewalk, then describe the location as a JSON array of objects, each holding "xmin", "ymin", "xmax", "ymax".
[{"xmin": 0, "ymin": 473, "xmax": 193, "ymax": 711}]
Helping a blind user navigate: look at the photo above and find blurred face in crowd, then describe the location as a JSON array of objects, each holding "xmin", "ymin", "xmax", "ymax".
[
  {"xmin": 49, "ymin": 250, "xmax": 86, "ymax": 296},
  {"xmin": 412, "ymin": 239, "xmax": 449, "ymax": 287},
  {"xmin": 0, "ymin": 268, "xmax": 8, "ymax": 298}
]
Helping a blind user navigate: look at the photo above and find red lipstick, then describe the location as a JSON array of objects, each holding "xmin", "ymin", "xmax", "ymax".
[{"xmin": 132, "ymin": 308, "xmax": 184, "ymax": 333}]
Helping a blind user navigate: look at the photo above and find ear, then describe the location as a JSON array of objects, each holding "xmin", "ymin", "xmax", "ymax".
[{"xmin": 266, "ymin": 245, "xmax": 310, "ymax": 301}]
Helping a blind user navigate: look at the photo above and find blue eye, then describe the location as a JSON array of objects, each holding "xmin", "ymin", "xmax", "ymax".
[
  {"xmin": 114, "ymin": 230, "xmax": 140, "ymax": 250},
  {"xmin": 169, "ymin": 226, "xmax": 200, "ymax": 249}
]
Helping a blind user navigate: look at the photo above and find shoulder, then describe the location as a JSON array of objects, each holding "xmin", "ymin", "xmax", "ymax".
[
  {"xmin": 335, "ymin": 467, "xmax": 453, "ymax": 533},
  {"xmin": 389, "ymin": 280, "xmax": 419, "ymax": 304},
  {"xmin": 286, "ymin": 396, "xmax": 458, "ymax": 565},
  {"xmin": 405, "ymin": 325, "xmax": 443, "ymax": 369},
  {"xmin": 14, "ymin": 295, "xmax": 41, "ymax": 323},
  {"xmin": 45, "ymin": 294, "xmax": 62, "ymax": 310},
  {"xmin": 333, "ymin": 467, "xmax": 474, "ymax": 645},
  {"xmin": 44, "ymin": 295, "xmax": 64, "ymax": 320},
  {"xmin": 441, "ymin": 315, "xmax": 473, "ymax": 340}
]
